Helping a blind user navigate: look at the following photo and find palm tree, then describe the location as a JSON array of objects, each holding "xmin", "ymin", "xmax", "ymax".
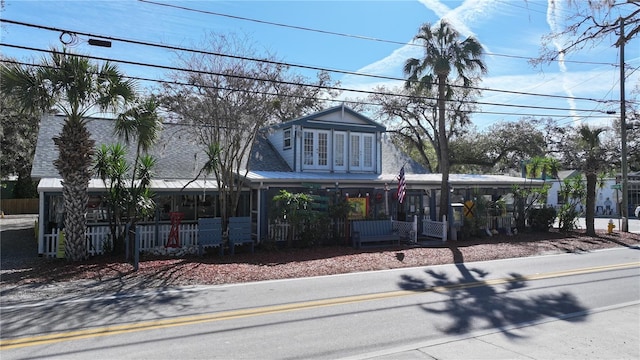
[
  {"xmin": 114, "ymin": 98, "xmax": 162, "ymax": 178},
  {"xmin": 0, "ymin": 48, "xmax": 136, "ymax": 261},
  {"xmin": 578, "ymin": 125, "xmax": 606, "ymax": 236},
  {"xmin": 113, "ymin": 98, "xmax": 162, "ymax": 229},
  {"xmin": 403, "ymin": 21, "xmax": 486, "ymax": 222},
  {"xmin": 526, "ymin": 156, "xmax": 561, "ymax": 182}
]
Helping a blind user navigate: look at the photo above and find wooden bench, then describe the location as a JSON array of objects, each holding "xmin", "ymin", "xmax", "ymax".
[
  {"xmin": 198, "ymin": 217, "xmax": 224, "ymax": 256},
  {"xmin": 351, "ymin": 219, "xmax": 400, "ymax": 249},
  {"xmin": 227, "ymin": 217, "xmax": 255, "ymax": 255}
]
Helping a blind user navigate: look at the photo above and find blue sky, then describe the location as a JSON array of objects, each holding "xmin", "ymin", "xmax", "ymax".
[{"xmin": 1, "ymin": 0, "xmax": 638, "ymax": 130}]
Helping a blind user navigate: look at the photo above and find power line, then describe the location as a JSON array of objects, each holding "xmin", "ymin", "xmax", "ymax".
[
  {"xmin": 138, "ymin": 0, "xmax": 620, "ymax": 67},
  {"xmin": 1, "ymin": 57, "xmax": 612, "ymax": 122},
  {"xmin": 0, "ymin": 18, "xmax": 614, "ymax": 104},
  {"xmin": 0, "ymin": 45, "xmax": 614, "ymax": 116}
]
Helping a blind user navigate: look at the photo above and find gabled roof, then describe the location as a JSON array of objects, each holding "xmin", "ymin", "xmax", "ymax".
[
  {"xmin": 31, "ymin": 110, "xmax": 536, "ymax": 190},
  {"xmin": 556, "ymin": 170, "xmax": 581, "ymax": 180},
  {"xmin": 32, "ymin": 114, "xmax": 211, "ymax": 180},
  {"xmin": 269, "ymin": 105, "xmax": 386, "ymax": 132},
  {"xmin": 32, "ymin": 114, "xmax": 293, "ymax": 181},
  {"xmin": 380, "ymin": 134, "xmax": 426, "ymax": 174},
  {"xmin": 247, "ymin": 130, "xmax": 292, "ymax": 172}
]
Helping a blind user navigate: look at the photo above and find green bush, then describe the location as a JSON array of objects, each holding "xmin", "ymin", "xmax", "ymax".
[{"xmin": 529, "ymin": 207, "xmax": 557, "ymax": 232}]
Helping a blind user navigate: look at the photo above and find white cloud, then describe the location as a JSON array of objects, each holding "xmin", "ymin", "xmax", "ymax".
[{"xmin": 344, "ymin": 0, "xmax": 500, "ymax": 86}]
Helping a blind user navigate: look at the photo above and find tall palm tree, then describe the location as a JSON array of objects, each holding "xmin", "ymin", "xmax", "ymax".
[
  {"xmin": 578, "ymin": 125, "xmax": 605, "ymax": 236},
  {"xmin": 404, "ymin": 21, "xmax": 486, "ymax": 222},
  {"xmin": 0, "ymin": 48, "xmax": 136, "ymax": 261}
]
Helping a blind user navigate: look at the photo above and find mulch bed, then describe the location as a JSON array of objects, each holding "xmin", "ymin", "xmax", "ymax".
[{"xmin": 1, "ymin": 228, "xmax": 638, "ymax": 288}]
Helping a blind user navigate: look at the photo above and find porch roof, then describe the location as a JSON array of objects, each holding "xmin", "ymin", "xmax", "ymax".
[
  {"xmin": 37, "ymin": 173, "xmax": 542, "ymax": 193},
  {"xmin": 245, "ymin": 171, "xmax": 543, "ymax": 188},
  {"xmin": 37, "ymin": 178, "xmax": 219, "ymax": 193}
]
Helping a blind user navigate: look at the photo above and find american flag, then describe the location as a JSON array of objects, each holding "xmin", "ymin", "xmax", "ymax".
[{"xmin": 397, "ymin": 166, "xmax": 406, "ymax": 204}]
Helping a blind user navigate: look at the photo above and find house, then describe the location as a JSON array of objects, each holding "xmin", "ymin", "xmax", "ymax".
[
  {"xmin": 545, "ymin": 170, "xmax": 640, "ymax": 217},
  {"xmin": 32, "ymin": 105, "xmax": 539, "ymax": 255}
]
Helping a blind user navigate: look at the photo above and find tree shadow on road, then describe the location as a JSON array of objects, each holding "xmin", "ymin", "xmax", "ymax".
[{"xmin": 398, "ymin": 245, "xmax": 588, "ymax": 338}]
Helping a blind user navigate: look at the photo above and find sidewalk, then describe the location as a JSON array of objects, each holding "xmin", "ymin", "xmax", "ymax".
[{"xmin": 351, "ymin": 302, "xmax": 640, "ymax": 360}]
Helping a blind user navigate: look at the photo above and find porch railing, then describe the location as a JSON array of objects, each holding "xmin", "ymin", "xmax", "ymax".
[
  {"xmin": 475, "ymin": 215, "xmax": 514, "ymax": 232},
  {"xmin": 266, "ymin": 218, "xmax": 347, "ymax": 244},
  {"xmin": 392, "ymin": 215, "xmax": 418, "ymax": 243},
  {"xmin": 422, "ymin": 216, "xmax": 448, "ymax": 242}
]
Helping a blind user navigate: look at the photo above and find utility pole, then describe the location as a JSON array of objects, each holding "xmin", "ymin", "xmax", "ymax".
[{"xmin": 618, "ymin": 16, "xmax": 629, "ymax": 232}]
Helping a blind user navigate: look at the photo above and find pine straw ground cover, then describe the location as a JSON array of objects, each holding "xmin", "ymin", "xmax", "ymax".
[{"xmin": 1, "ymin": 230, "xmax": 638, "ymax": 290}]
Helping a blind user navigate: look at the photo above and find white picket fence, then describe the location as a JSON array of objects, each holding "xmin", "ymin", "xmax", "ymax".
[
  {"xmin": 43, "ymin": 226, "xmax": 115, "ymax": 258},
  {"xmin": 135, "ymin": 223, "xmax": 198, "ymax": 249},
  {"xmin": 266, "ymin": 218, "xmax": 347, "ymax": 243},
  {"xmin": 422, "ymin": 216, "xmax": 448, "ymax": 242},
  {"xmin": 41, "ymin": 223, "xmax": 198, "ymax": 258},
  {"xmin": 268, "ymin": 221, "xmax": 291, "ymax": 242}
]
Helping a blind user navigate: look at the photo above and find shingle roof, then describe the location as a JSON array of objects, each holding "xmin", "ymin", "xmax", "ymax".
[
  {"xmin": 32, "ymin": 112, "xmax": 537, "ymax": 190},
  {"xmin": 247, "ymin": 130, "xmax": 292, "ymax": 172},
  {"xmin": 379, "ymin": 134, "xmax": 427, "ymax": 175},
  {"xmin": 31, "ymin": 114, "xmax": 291, "ymax": 181},
  {"xmin": 32, "ymin": 114, "xmax": 211, "ymax": 180}
]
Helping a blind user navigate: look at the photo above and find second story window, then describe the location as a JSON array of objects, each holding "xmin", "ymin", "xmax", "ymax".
[
  {"xmin": 350, "ymin": 134, "xmax": 360, "ymax": 168},
  {"xmin": 334, "ymin": 131, "xmax": 346, "ymax": 170},
  {"xmin": 298, "ymin": 128, "xmax": 376, "ymax": 173},
  {"xmin": 283, "ymin": 128, "xmax": 292, "ymax": 149},
  {"xmin": 350, "ymin": 133, "xmax": 375, "ymax": 171},
  {"xmin": 302, "ymin": 129, "xmax": 330, "ymax": 170}
]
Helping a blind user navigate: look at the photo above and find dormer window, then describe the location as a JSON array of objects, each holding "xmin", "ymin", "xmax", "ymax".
[
  {"xmin": 350, "ymin": 133, "xmax": 375, "ymax": 171},
  {"xmin": 269, "ymin": 106, "xmax": 384, "ymax": 174},
  {"xmin": 303, "ymin": 129, "xmax": 330, "ymax": 170},
  {"xmin": 283, "ymin": 128, "xmax": 292, "ymax": 149}
]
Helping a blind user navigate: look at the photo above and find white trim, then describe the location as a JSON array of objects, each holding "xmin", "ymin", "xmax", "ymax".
[{"xmin": 37, "ymin": 178, "xmax": 219, "ymax": 192}]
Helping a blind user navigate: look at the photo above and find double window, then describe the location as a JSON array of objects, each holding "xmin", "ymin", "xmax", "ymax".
[
  {"xmin": 303, "ymin": 130, "xmax": 329, "ymax": 170},
  {"xmin": 302, "ymin": 129, "xmax": 375, "ymax": 172},
  {"xmin": 350, "ymin": 133, "xmax": 374, "ymax": 171}
]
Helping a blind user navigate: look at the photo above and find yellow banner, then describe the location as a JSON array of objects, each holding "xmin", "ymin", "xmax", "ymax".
[{"xmin": 56, "ymin": 230, "xmax": 65, "ymax": 259}]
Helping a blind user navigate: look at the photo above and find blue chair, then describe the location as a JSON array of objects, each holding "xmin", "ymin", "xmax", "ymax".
[
  {"xmin": 198, "ymin": 218, "xmax": 223, "ymax": 256},
  {"xmin": 227, "ymin": 217, "xmax": 254, "ymax": 255}
]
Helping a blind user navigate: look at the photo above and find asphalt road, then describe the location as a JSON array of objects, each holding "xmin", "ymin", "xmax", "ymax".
[{"xmin": 1, "ymin": 247, "xmax": 638, "ymax": 359}]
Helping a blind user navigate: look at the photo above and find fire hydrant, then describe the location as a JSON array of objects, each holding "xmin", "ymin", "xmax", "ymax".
[{"xmin": 607, "ymin": 219, "xmax": 615, "ymax": 234}]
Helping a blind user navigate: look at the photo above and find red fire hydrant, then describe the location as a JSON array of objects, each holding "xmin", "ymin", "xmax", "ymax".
[{"xmin": 607, "ymin": 219, "xmax": 615, "ymax": 234}]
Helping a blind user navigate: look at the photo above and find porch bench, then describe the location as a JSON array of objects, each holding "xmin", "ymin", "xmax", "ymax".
[
  {"xmin": 198, "ymin": 217, "xmax": 224, "ymax": 256},
  {"xmin": 351, "ymin": 219, "xmax": 400, "ymax": 249}
]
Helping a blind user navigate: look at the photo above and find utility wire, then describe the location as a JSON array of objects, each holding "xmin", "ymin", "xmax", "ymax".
[
  {"xmin": 1, "ymin": 57, "xmax": 614, "ymax": 121},
  {"xmin": 0, "ymin": 18, "xmax": 614, "ymax": 104},
  {"xmin": 138, "ymin": 0, "xmax": 619, "ymax": 67},
  {"xmin": 8, "ymin": 59, "xmax": 609, "ymax": 118},
  {"xmin": 0, "ymin": 43, "xmax": 613, "ymax": 115}
]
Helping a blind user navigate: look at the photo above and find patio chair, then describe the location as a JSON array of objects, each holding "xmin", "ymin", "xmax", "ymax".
[
  {"xmin": 198, "ymin": 217, "xmax": 224, "ymax": 256},
  {"xmin": 227, "ymin": 217, "xmax": 255, "ymax": 255}
]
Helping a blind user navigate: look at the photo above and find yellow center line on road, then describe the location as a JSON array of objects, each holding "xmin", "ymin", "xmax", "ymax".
[{"xmin": 2, "ymin": 261, "xmax": 638, "ymax": 350}]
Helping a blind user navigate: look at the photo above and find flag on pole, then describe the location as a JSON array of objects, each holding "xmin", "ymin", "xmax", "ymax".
[{"xmin": 397, "ymin": 166, "xmax": 406, "ymax": 204}]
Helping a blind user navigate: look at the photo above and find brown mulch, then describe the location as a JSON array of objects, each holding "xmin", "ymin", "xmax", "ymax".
[{"xmin": 1, "ymin": 229, "xmax": 638, "ymax": 289}]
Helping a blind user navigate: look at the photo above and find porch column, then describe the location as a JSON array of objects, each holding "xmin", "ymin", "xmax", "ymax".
[{"xmin": 38, "ymin": 191, "xmax": 45, "ymax": 255}]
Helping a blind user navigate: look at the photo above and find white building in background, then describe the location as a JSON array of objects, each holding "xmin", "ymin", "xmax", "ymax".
[{"xmin": 545, "ymin": 170, "xmax": 624, "ymax": 217}]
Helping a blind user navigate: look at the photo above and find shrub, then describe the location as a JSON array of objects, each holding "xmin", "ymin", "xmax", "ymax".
[{"xmin": 529, "ymin": 207, "xmax": 557, "ymax": 232}]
